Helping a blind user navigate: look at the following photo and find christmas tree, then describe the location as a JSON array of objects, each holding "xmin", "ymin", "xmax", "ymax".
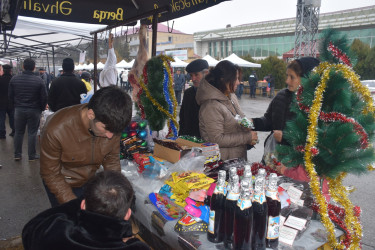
[{"xmin": 277, "ymin": 29, "xmax": 375, "ymax": 249}]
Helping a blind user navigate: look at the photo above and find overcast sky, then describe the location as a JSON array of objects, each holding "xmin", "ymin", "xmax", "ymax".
[{"xmin": 163, "ymin": 0, "xmax": 375, "ymax": 34}]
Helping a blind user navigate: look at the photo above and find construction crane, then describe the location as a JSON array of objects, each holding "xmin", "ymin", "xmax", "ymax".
[{"xmin": 294, "ymin": 0, "xmax": 321, "ymax": 58}]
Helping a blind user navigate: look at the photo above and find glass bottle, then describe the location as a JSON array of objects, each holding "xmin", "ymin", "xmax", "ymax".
[
  {"xmin": 224, "ymin": 174, "xmax": 240, "ymax": 249},
  {"xmin": 252, "ymin": 176, "xmax": 268, "ymax": 250},
  {"xmin": 266, "ymin": 173, "xmax": 281, "ymax": 249}
]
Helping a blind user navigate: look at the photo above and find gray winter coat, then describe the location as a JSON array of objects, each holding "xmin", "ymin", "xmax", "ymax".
[{"xmin": 196, "ymin": 79, "xmax": 253, "ymax": 160}]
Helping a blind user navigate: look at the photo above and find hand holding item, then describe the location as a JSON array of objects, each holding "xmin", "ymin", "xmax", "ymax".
[
  {"xmin": 273, "ymin": 130, "xmax": 283, "ymax": 143},
  {"xmin": 276, "ymin": 162, "xmax": 287, "ymax": 175},
  {"xmin": 251, "ymin": 131, "xmax": 258, "ymax": 145}
]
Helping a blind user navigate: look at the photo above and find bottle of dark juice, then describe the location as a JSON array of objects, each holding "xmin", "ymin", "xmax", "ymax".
[
  {"xmin": 224, "ymin": 174, "xmax": 240, "ymax": 248},
  {"xmin": 266, "ymin": 173, "xmax": 281, "ymax": 249},
  {"xmin": 252, "ymin": 175, "xmax": 268, "ymax": 250},
  {"xmin": 207, "ymin": 170, "xmax": 226, "ymax": 243},
  {"xmin": 233, "ymin": 180, "xmax": 253, "ymax": 250}
]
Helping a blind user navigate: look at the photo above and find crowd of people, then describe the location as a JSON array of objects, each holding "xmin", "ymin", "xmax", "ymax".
[{"xmin": 0, "ymin": 50, "xmax": 321, "ymax": 249}]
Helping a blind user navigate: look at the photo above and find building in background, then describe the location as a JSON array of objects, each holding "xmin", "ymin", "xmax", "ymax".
[
  {"xmin": 126, "ymin": 23, "xmax": 195, "ymax": 61},
  {"xmin": 194, "ymin": 5, "xmax": 375, "ymax": 60}
]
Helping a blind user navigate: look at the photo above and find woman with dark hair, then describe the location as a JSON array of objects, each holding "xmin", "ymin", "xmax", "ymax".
[
  {"xmin": 252, "ymin": 57, "xmax": 322, "ymax": 179},
  {"xmin": 196, "ymin": 60, "xmax": 258, "ymax": 160}
]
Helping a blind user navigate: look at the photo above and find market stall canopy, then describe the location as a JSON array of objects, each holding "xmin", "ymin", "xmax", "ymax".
[
  {"xmin": 171, "ymin": 57, "xmax": 188, "ymax": 68},
  {"xmin": 116, "ymin": 59, "xmax": 128, "ymax": 68},
  {"xmin": 202, "ymin": 54, "xmax": 219, "ymax": 67},
  {"xmin": 19, "ymin": 0, "xmax": 230, "ymax": 25},
  {"xmin": 97, "ymin": 62, "xmax": 105, "ymax": 70},
  {"xmin": 222, "ymin": 53, "xmax": 261, "ymax": 68},
  {"xmin": 126, "ymin": 59, "xmax": 135, "ymax": 68}
]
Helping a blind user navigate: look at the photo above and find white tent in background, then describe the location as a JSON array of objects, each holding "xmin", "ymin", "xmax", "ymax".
[
  {"xmin": 87, "ymin": 63, "xmax": 94, "ymax": 70},
  {"xmin": 116, "ymin": 59, "xmax": 128, "ymax": 68},
  {"xmin": 222, "ymin": 53, "xmax": 261, "ymax": 68},
  {"xmin": 97, "ymin": 62, "xmax": 105, "ymax": 70},
  {"xmin": 125, "ymin": 59, "xmax": 135, "ymax": 68},
  {"xmin": 202, "ymin": 54, "xmax": 219, "ymax": 67},
  {"xmin": 171, "ymin": 57, "xmax": 188, "ymax": 68},
  {"xmin": 75, "ymin": 64, "xmax": 83, "ymax": 70}
]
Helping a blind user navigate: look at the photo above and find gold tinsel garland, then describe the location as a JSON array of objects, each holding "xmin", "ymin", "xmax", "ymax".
[
  {"xmin": 138, "ymin": 55, "xmax": 179, "ymax": 134},
  {"xmin": 304, "ymin": 62, "xmax": 373, "ymax": 249}
]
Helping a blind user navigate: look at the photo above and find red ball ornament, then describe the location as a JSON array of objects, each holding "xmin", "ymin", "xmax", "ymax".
[
  {"xmin": 129, "ymin": 131, "xmax": 137, "ymax": 137},
  {"xmin": 129, "ymin": 121, "xmax": 138, "ymax": 131}
]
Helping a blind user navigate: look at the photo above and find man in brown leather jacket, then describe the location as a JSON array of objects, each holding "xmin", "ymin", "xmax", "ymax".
[{"xmin": 40, "ymin": 86, "xmax": 132, "ymax": 207}]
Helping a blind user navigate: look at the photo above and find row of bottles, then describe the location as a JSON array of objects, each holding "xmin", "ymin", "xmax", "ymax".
[{"xmin": 207, "ymin": 168, "xmax": 281, "ymax": 249}]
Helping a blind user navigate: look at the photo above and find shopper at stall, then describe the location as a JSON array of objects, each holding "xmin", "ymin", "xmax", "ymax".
[
  {"xmin": 173, "ymin": 69, "xmax": 186, "ymax": 105},
  {"xmin": 249, "ymin": 71, "xmax": 258, "ymax": 98},
  {"xmin": 48, "ymin": 58, "xmax": 87, "ymax": 112},
  {"xmin": 99, "ymin": 33, "xmax": 118, "ymax": 87},
  {"xmin": 196, "ymin": 60, "xmax": 258, "ymax": 160},
  {"xmin": 251, "ymin": 57, "xmax": 322, "ymax": 179},
  {"xmin": 178, "ymin": 59, "xmax": 209, "ymax": 138},
  {"xmin": 0, "ymin": 64, "xmax": 14, "ymax": 138},
  {"xmin": 268, "ymin": 74, "xmax": 275, "ymax": 98},
  {"xmin": 23, "ymin": 170, "xmax": 150, "ymax": 250},
  {"xmin": 9, "ymin": 58, "xmax": 47, "ymax": 161},
  {"xmin": 80, "ymin": 71, "xmax": 92, "ymax": 92},
  {"xmin": 40, "ymin": 86, "xmax": 132, "ymax": 207}
]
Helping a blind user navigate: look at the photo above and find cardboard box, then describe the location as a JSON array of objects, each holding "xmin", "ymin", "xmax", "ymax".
[{"xmin": 153, "ymin": 138, "xmax": 220, "ymax": 163}]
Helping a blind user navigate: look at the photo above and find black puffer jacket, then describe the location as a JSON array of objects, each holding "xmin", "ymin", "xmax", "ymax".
[
  {"xmin": 8, "ymin": 71, "xmax": 47, "ymax": 111},
  {"xmin": 0, "ymin": 73, "xmax": 13, "ymax": 109},
  {"xmin": 48, "ymin": 73, "xmax": 87, "ymax": 112},
  {"xmin": 22, "ymin": 199, "xmax": 150, "ymax": 250},
  {"xmin": 252, "ymin": 88, "xmax": 294, "ymax": 144}
]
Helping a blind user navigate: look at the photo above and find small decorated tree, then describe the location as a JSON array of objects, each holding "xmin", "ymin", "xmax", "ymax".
[{"xmin": 277, "ymin": 29, "xmax": 375, "ymax": 249}]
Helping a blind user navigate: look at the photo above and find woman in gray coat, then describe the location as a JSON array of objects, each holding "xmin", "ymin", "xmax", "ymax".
[{"xmin": 196, "ymin": 60, "xmax": 258, "ymax": 160}]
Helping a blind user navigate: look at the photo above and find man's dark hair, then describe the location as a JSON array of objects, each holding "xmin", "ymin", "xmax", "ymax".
[
  {"xmin": 3, "ymin": 64, "xmax": 12, "ymax": 74},
  {"xmin": 205, "ymin": 60, "xmax": 239, "ymax": 94},
  {"xmin": 88, "ymin": 86, "xmax": 132, "ymax": 134},
  {"xmin": 23, "ymin": 58, "xmax": 35, "ymax": 71},
  {"xmin": 84, "ymin": 171, "xmax": 134, "ymax": 219},
  {"xmin": 62, "ymin": 58, "xmax": 75, "ymax": 72}
]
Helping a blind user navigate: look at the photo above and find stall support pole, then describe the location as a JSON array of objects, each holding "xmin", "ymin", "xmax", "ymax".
[
  {"xmin": 94, "ymin": 33, "xmax": 98, "ymax": 92},
  {"xmin": 46, "ymin": 52, "xmax": 50, "ymax": 74},
  {"xmin": 52, "ymin": 46, "xmax": 56, "ymax": 77},
  {"xmin": 151, "ymin": 13, "xmax": 158, "ymax": 57}
]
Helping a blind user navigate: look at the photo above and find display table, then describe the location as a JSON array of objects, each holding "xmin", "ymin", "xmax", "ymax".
[{"xmin": 122, "ymin": 162, "xmax": 344, "ymax": 250}]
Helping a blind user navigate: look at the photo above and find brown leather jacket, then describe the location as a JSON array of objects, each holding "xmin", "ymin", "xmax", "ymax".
[{"xmin": 40, "ymin": 104, "xmax": 121, "ymax": 204}]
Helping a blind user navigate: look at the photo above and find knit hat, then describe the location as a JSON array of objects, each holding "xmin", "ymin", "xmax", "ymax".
[
  {"xmin": 186, "ymin": 59, "xmax": 209, "ymax": 73},
  {"xmin": 296, "ymin": 57, "xmax": 320, "ymax": 77},
  {"xmin": 62, "ymin": 58, "xmax": 75, "ymax": 72},
  {"xmin": 2, "ymin": 64, "xmax": 12, "ymax": 70}
]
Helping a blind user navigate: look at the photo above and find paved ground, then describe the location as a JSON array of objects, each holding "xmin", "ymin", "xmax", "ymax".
[{"xmin": 0, "ymin": 93, "xmax": 374, "ymax": 249}]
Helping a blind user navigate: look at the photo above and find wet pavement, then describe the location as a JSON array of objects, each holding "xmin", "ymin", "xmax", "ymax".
[{"xmin": 0, "ymin": 93, "xmax": 374, "ymax": 249}]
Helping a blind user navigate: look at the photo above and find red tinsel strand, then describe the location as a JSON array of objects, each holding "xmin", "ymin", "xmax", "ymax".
[
  {"xmin": 319, "ymin": 111, "xmax": 369, "ymax": 149},
  {"xmin": 311, "ymin": 202, "xmax": 362, "ymax": 248},
  {"xmin": 296, "ymin": 89, "xmax": 369, "ymax": 149},
  {"xmin": 328, "ymin": 42, "xmax": 352, "ymax": 67}
]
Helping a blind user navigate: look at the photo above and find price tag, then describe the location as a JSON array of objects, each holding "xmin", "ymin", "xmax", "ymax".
[
  {"xmin": 283, "ymin": 215, "xmax": 307, "ymax": 231},
  {"xmin": 289, "ymin": 197, "xmax": 305, "ymax": 207},
  {"xmin": 287, "ymin": 186, "xmax": 303, "ymax": 200},
  {"xmin": 279, "ymin": 226, "xmax": 298, "ymax": 246}
]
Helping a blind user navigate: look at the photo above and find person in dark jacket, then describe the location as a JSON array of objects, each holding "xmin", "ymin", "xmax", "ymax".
[
  {"xmin": 252, "ymin": 57, "xmax": 320, "ymax": 145},
  {"xmin": 248, "ymin": 71, "xmax": 258, "ymax": 98},
  {"xmin": 0, "ymin": 64, "xmax": 14, "ymax": 138},
  {"xmin": 22, "ymin": 170, "xmax": 150, "ymax": 250},
  {"xmin": 178, "ymin": 59, "xmax": 209, "ymax": 138},
  {"xmin": 8, "ymin": 58, "xmax": 47, "ymax": 161},
  {"xmin": 173, "ymin": 69, "xmax": 186, "ymax": 105},
  {"xmin": 48, "ymin": 58, "xmax": 87, "ymax": 112}
]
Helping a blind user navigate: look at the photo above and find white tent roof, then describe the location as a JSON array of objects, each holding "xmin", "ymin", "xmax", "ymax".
[
  {"xmin": 97, "ymin": 62, "xmax": 105, "ymax": 70},
  {"xmin": 221, "ymin": 53, "xmax": 261, "ymax": 68},
  {"xmin": 171, "ymin": 57, "xmax": 188, "ymax": 68},
  {"xmin": 125, "ymin": 59, "xmax": 134, "ymax": 68},
  {"xmin": 116, "ymin": 59, "xmax": 128, "ymax": 68},
  {"xmin": 202, "ymin": 55, "xmax": 219, "ymax": 67}
]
